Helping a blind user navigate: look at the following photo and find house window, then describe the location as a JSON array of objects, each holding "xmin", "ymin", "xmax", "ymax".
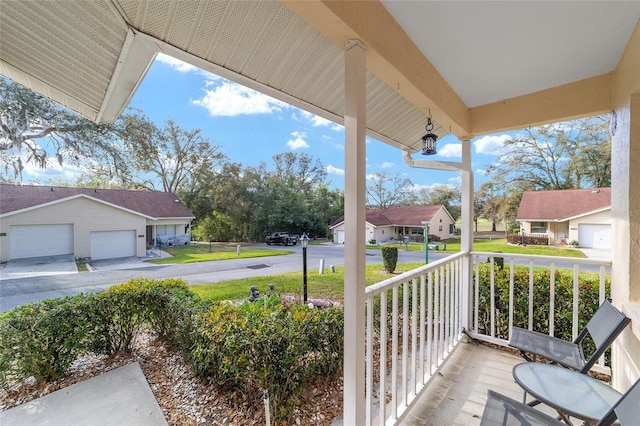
[
  {"xmin": 449, "ymin": 224, "xmax": 454, "ymax": 234},
  {"xmin": 439, "ymin": 225, "xmax": 443, "ymax": 232},
  {"xmin": 531, "ymin": 222, "xmax": 547, "ymax": 233}
]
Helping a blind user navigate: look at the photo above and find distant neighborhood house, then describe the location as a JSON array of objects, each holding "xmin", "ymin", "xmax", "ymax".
[
  {"xmin": 0, "ymin": 184, "xmax": 195, "ymax": 262},
  {"xmin": 330, "ymin": 205, "xmax": 455, "ymax": 244},
  {"xmin": 516, "ymin": 188, "xmax": 611, "ymax": 249}
]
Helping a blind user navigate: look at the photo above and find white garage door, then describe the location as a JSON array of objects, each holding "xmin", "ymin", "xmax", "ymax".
[
  {"xmin": 90, "ymin": 230, "xmax": 136, "ymax": 260},
  {"xmin": 337, "ymin": 230, "xmax": 345, "ymax": 244},
  {"xmin": 578, "ymin": 224, "xmax": 611, "ymax": 249},
  {"xmin": 10, "ymin": 224, "xmax": 73, "ymax": 259}
]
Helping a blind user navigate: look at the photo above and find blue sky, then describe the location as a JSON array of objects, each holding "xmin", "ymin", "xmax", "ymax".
[{"xmin": 24, "ymin": 53, "xmax": 515, "ymax": 191}]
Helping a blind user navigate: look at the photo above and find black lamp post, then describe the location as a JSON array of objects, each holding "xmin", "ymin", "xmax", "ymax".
[
  {"xmin": 209, "ymin": 235, "xmax": 212, "ymax": 253},
  {"xmin": 300, "ymin": 233, "xmax": 309, "ymax": 303}
]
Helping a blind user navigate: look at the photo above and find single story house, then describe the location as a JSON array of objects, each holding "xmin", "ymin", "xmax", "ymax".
[
  {"xmin": 0, "ymin": 184, "xmax": 195, "ymax": 262},
  {"xmin": 516, "ymin": 188, "xmax": 611, "ymax": 248},
  {"xmin": 330, "ymin": 205, "xmax": 455, "ymax": 244}
]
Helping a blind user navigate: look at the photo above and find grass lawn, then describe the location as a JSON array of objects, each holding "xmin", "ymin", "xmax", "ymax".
[
  {"xmin": 190, "ymin": 262, "xmax": 424, "ymax": 303},
  {"xmin": 148, "ymin": 243, "xmax": 292, "ymax": 264},
  {"xmin": 368, "ymin": 238, "xmax": 585, "ymax": 258}
]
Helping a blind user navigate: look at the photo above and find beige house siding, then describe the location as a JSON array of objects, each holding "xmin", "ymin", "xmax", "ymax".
[
  {"xmin": 331, "ymin": 207, "xmax": 455, "ymax": 244},
  {"xmin": 0, "ymin": 197, "xmax": 147, "ymax": 261},
  {"xmin": 428, "ymin": 208, "xmax": 456, "ymax": 241},
  {"xmin": 519, "ymin": 209, "xmax": 611, "ymax": 245},
  {"xmin": 568, "ymin": 210, "xmax": 611, "ymax": 244}
]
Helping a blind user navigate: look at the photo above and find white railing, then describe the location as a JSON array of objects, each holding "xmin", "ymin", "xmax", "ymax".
[
  {"xmin": 362, "ymin": 250, "xmax": 612, "ymax": 425},
  {"xmin": 468, "ymin": 251, "xmax": 612, "ymax": 372},
  {"xmin": 364, "ymin": 252, "xmax": 466, "ymax": 425}
]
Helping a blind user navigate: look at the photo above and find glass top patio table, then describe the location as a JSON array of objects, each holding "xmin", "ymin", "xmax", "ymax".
[{"xmin": 513, "ymin": 362, "xmax": 621, "ymax": 424}]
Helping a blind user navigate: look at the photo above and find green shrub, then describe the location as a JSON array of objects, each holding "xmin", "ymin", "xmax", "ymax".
[
  {"xmin": 381, "ymin": 246, "xmax": 398, "ymax": 273},
  {"xmin": 0, "ymin": 278, "xmax": 205, "ymax": 388},
  {"xmin": 193, "ymin": 300, "xmax": 343, "ymax": 421},
  {"xmin": 0, "ymin": 295, "xmax": 91, "ymax": 385}
]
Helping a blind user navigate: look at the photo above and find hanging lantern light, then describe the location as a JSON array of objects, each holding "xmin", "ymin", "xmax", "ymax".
[{"xmin": 421, "ymin": 113, "xmax": 438, "ymax": 155}]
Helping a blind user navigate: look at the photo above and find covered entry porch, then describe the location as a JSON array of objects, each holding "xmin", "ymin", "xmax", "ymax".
[{"xmin": 1, "ymin": 1, "xmax": 638, "ymax": 424}]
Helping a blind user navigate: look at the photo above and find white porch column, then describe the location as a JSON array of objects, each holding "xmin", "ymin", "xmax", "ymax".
[
  {"xmin": 343, "ymin": 39, "xmax": 367, "ymax": 425},
  {"xmin": 460, "ymin": 138, "xmax": 474, "ymax": 332}
]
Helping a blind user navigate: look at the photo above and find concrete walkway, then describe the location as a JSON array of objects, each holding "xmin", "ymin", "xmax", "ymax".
[{"xmin": 0, "ymin": 363, "xmax": 167, "ymax": 426}]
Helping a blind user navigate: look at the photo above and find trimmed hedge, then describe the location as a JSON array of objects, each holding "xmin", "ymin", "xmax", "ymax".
[
  {"xmin": 474, "ymin": 263, "xmax": 607, "ymax": 360},
  {"xmin": 506, "ymin": 233, "xmax": 549, "ymax": 245}
]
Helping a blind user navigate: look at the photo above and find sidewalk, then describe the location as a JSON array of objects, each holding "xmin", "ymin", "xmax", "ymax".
[{"xmin": 0, "ymin": 363, "xmax": 167, "ymax": 426}]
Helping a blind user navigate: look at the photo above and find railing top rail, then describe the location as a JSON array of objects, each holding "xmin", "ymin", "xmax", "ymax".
[
  {"xmin": 365, "ymin": 252, "xmax": 466, "ymax": 296},
  {"xmin": 471, "ymin": 251, "xmax": 612, "ymax": 266}
]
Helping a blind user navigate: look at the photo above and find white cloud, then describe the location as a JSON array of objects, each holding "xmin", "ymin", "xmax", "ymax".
[
  {"xmin": 301, "ymin": 111, "xmax": 343, "ymax": 131},
  {"xmin": 192, "ymin": 81, "xmax": 289, "ymax": 116},
  {"xmin": 155, "ymin": 53, "xmax": 218, "ymax": 79},
  {"xmin": 448, "ymin": 176, "xmax": 462, "ymax": 185},
  {"xmin": 408, "ymin": 183, "xmax": 431, "ymax": 192},
  {"xmin": 381, "ymin": 162, "xmax": 395, "ymax": 169},
  {"xmin": 156, "ymin": 53, "xmax": 199, "ymax": 73},
  {"xmin": 326, "ymin": 164, "xmax": 345, "ymax": 176},
  {"xmin": 437, "ymin": 143, "xmax": 462, "ymax": 158},
  {"xmin": 474, "ymin": 134, "xmax": 512, "ymax": 155},
  {"xmin": 287, "ymin": 131, "xmax": 310, "ymax": 150}
]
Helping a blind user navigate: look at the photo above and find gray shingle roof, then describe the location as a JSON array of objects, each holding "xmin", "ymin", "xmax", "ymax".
[
  {"xmin": 0, "ymin": 184, "xmax": 195, "ymax": 219},
  {"xmin": 516, "ymin": 188, "xmax": 611, "ymax": 221}
]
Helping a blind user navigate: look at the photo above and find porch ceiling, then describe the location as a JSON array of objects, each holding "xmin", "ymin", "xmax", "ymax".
[{"xmin": 1, "ymin": 1, "xmax": 638, "ymax": 150}]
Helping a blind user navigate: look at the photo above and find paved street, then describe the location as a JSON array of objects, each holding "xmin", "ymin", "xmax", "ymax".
[{"xmin": 0, "ymin": 244, "xmax": 446, "ymax": 311}]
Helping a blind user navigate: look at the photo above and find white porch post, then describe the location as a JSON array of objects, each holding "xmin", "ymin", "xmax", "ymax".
[
  {"xmin": 460, "ymin": 138, "xmax": 474, "ymax": 332},
  {"xmin": 343, "ymin": 39, "xmax": 367, "ymax": 425}
]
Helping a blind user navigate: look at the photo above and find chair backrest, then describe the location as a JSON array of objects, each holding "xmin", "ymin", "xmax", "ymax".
[
  {"xmin": 481, "ymin": 390, "xmax": 565, "ymax": 426},
  {"xmin": 596, "ymin": 379, "xmax": 640, "ymax": 426},
  {"xmin": 584, "ymin": 299, "xmax": 630, "ymax": 347},
  {"xmin": 578, "ymin": 299, "xmax": 630, "ymax": 372}
]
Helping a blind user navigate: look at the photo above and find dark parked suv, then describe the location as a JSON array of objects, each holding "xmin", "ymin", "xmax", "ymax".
[{"xmin": 265, "ymin": 232, "xmax": 298, "ymax": 246}]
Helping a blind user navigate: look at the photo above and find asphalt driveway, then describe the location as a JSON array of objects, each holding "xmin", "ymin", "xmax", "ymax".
[{"xmin": 0, "ymin": 254, "xmax": 78, "ymax": 280}]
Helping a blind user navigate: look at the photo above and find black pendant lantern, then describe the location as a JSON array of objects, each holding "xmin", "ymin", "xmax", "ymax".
[{"xmin": 421, "ymin": 113, "xmax": 438, "ymax": 155}]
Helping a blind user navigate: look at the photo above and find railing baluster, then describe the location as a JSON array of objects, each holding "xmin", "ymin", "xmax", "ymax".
[
  {"xmin": 392, "ymin": 286, "xmax": 398, "ymax": 420},
  {"xmin": 528, "ymin": 260, "xmax": 534, "ymax": 331},
  {"xmin": 411, "ymin": 277, "xmax": 418, "ymax": 395},
  {"xmin": 550, "ymin": 262, "xmax": 556, "ymax": 337},
  {"xmin": 366, "ymin": 296, "xmax": 373, "ymax": 425},
  {"xmin": 474, "ymin": 256, "xmax": 479, "ymax": 333},
  {"xmin": 438, "ymin": 267, "xmax": 445, "ymax": 363},
  {"xmin": 490, "ymin": 257, "xmax": 495, "ymax": 338},
  {"xmin": 427, "ymin": 270, "xmax": 433, "ymax": 377},
  {"xmin": 402, "ymin": 280, "xmax": 409, "ymax": 409},
  {"xmin": 509, "ymin": 258, "xmax": 514, "ymax": 339},
  {"xmin": 419, "ymin": 274, "xmax": 426, "ymax": 386},
  {"xmin": 598, "ymin": 264, "xmax": 607, "ymax": 369},
  {"xmin": 444, "ymin": 263, "xmax": 450, "ymax": 352},
  {"xmin": 380, "ymin": 290, "xmax": 387, "ymax": 425},
  {"xmin": 572, "ymin": 264, "xmax": 580, "ymax": 341}
]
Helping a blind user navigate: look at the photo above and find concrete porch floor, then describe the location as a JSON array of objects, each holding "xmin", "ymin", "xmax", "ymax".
[{"xmin": 400, "ymin": 340, "xmax": 559, "ymax": 425}]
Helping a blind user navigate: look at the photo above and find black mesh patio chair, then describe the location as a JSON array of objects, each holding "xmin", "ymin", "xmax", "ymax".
[
  {"xmin": 480, "ymin": 390, "xmax": 565, "ymax": 426},
  {"xmin": 596, "ymin": 378, "xmax": 640, "ymax": 426},
  {"xmin": 509, "ymin": 299, "xmax": 630, "ymax": 373}
]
